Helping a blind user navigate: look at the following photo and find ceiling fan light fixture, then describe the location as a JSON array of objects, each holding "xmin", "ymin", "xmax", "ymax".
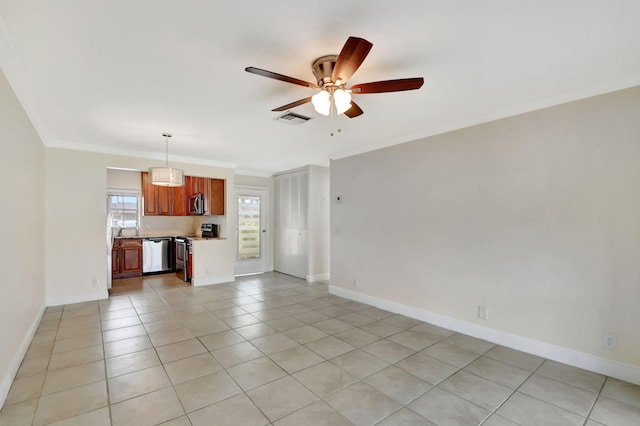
[
  {"xmin": 149, "ymin": 133, "xmax": 184, "ymax": 187},
  {"xmin": 312, "ymin": 90, "xmax": 331, "ymax": 116},
  {"xmin": 333, "ymin": 89, "xmax": 352, "ymax": 115},
  {"xmin": 246, "ymin": 36, "xmax": 423, "ymax": 120}
]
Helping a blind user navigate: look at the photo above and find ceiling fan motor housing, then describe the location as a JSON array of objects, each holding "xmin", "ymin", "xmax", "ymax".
[{"xmin": 312, "ymin": 55, "xmax": 338, "ymax": 87}]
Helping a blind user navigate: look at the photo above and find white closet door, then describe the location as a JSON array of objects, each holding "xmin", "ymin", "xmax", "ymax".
[{"xmin": 274, "ymin": 170, "xmax": 308, "ymax": 279}]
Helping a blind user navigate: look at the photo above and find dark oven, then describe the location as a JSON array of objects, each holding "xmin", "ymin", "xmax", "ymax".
[{"xmin": 174, "ymin": 237, "xmax": 189, "ymax": 281}]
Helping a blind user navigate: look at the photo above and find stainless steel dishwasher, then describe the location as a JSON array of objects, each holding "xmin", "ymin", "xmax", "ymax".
[{"xmin": 142, "ymin": 237, "xmax": 172, "ymax": 273}]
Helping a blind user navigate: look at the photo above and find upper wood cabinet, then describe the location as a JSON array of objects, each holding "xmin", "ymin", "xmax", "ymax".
[
  {"xmin": 142, "ymin": 172, "xmax": 159, "ymax": 215},
  {"xmin": 209, "ymin": 178, "xmax": 225, "ymax": 215},
  {"xmin": 142, "ymin": 172, "xmax": 224, "ymax": 216},
  {"xmin": 157, "ymin": 185, "xmax": 171, "ymax": 215},
  {"xmin": 142, "ymin": 172, "xmax": 187, "ymax": 216},
  {"xmin": 171, "ymin": 184, "xmax": 187, "ymax": 216},
  {"xmin": 186, "ymin": 176, "xmax": 210, "ymax": 215}
]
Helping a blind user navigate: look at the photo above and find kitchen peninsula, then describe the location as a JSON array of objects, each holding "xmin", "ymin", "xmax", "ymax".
[{"xmin": 189, "ymin": 237, "xmax": 234, "ymax": 286}]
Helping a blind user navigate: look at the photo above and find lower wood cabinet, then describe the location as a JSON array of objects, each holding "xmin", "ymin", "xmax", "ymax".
[{"xmin": 112, "ymin": 238, "xmax": 143, "ymax": 279}]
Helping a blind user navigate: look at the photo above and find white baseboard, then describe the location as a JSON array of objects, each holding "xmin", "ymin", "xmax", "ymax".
[
  {"xmin": 192, "ymin": 275, "xmax": 235, "ymax": 286},
  {"xmin": 0, "ymin": 303, "xmax": 46, "ymax": 409},
  {"xmin": 306, "ymin": 273, "xmax": 330, "ymax": 283},
  {"xmin": 329, "ymin": 285, "xmax": 640, "ymax": 386},
  {"xmin": 46, "ymin": 290, "xmax": 108, "ymax": 307}
]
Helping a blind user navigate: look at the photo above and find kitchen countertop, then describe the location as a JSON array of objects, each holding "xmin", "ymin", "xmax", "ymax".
[
  {"xmin": 113, "ymin": 235, "xmax": 226, "ymax": 240},
  {"xmin": 188, "ymin": 237, "xmax": 227, "ymax": 241},
  {"xmin": 113, "ymin": 234, "xmax": 199, "ymax": 239}
]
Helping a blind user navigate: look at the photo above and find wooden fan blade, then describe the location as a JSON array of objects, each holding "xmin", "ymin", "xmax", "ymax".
[
  {"xmin": 344, "ymin": 101, "xmax": 363, "ymax": 118},
  {"xmin": 350, "ymin": 78, "xmax": 424, "ymax": 94},
  {"xmin": 272, "ymin": 97, "xmax": 312, "ymax": 112},
  {"xmin": 245, "ymin": 67, "xmax": 318, "ymax": 89},
  {"xmin": 331, "ymin": 37, "xmax": 373, "ymax": 84}
]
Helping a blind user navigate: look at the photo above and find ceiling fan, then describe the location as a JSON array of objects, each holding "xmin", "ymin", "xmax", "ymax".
[{"xmin": 245, "ymin": 36, "xmax": 424, "ymax": 118}]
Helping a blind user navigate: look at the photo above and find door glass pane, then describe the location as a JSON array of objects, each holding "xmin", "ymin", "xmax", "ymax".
[{"xmin": 238, "ymin": 195, "xmax": 261, "ymax": 260}]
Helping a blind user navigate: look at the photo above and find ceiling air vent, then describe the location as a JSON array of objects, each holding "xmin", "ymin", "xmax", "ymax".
[{"xmin": 275, "ymin": 111, "xmax": 312, "ymax": 125}]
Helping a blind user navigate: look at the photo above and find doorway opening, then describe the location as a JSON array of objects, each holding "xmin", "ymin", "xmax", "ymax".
[{"xmin": 235, "ymin": 187, "xmax": 270, "ymax": 275}]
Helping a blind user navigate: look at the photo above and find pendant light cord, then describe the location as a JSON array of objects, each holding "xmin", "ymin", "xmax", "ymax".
[{"xmin": 162, "ymin": 133, "xmax": 172, "ymax": 167}]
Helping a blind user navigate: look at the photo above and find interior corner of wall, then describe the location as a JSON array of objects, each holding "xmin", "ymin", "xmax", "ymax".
[
  {"xmin": 0, "ymin": 302, "xmax": 46, "ymax": 408},
  {"xmin": 46, "ymin": 290, "xmax": 108, "ymax": 307}
]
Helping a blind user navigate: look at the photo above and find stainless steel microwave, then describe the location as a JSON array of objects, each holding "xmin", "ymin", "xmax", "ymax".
[{"xmin": 189, "ymin": 193, "xmax": 204, "ymax": 215}]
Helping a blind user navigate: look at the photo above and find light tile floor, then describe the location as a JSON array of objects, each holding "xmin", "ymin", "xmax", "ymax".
[{"xmin": 2, "ymin": 272, "xmax": 639, "ymax": 425}]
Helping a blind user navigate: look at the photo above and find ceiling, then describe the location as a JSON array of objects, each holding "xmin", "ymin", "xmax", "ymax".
[{"xmin": 1, "ymin": 1, "xmax": 639, "ymax": 176}]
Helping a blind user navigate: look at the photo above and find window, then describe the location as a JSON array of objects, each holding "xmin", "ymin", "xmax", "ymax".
[
  {"xmin": 108, "ymin": 191, "xmax": 139, "ymax": 229},
  {"xmin": 237, "ymin": 195, "xmax": 261, "ymax": 260}
]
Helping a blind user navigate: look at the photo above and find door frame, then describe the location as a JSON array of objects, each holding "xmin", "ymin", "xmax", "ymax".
[{"xmin": 234, "ymin": 185, "xmax": 272, "ymax": 275}]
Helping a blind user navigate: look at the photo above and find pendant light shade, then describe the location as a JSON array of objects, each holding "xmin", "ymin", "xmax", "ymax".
[
  {"xmin": 149, "ymin": 166, "xmax": 184, "ymax": 186},
  {"xmin": 149, "ymin": 133, "xmax": 184, "ymax": 187}
]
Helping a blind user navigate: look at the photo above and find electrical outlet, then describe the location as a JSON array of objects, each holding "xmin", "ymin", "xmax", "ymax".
[
  {"xmin": 353, "ymin": 279, "xmax": 359, "ymax": 288},
  {"xmin": 478, "ymin": 305, "xmax": 488, "ymax": 320},
  {"xmin": 603, "ymin": 333, "xmax": 617, "ymax": 350},
  {"xmin": 92, "ymin": 278, "xmax": 99, "ymax": 288}
]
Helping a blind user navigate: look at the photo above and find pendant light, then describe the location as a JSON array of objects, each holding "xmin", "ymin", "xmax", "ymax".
[{"xmin": 149, "ymin": 133, "xmax": 184, "ymax": 187}]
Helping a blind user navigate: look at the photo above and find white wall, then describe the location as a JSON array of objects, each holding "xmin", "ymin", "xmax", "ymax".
[
  {"xmin": 331, "ymin": 87, "xmax": 640, "ymax": 381},
  {"xmin": 307, "ymin": 165, "xmax": 330, "ymax": 281},
  {"xmin": 0, "ymin": 70, "xmax": 46, "ymax": 406},
  {"xmin": 45, "ymin": 149, "xmax": 235, "ymax": 305}
]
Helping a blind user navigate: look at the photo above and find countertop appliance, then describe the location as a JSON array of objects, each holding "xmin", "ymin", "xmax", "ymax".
[
  {"xmin": 189, "ymin": 193, "xmax": 204, "ymax": 215},
  {"xmin": 142, "ymin": 237, "xmax": 172, "ymax": 273},
  {"xmin": 201, "ymin": 223, "xmax": 218, "ymax": 238},
  {"xmin": 174, "ymin": 236, "xmax": 190, "ymax": 281}
]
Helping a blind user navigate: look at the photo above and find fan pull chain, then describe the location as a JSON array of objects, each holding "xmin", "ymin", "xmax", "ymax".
[{"xmin": 329, "ymin": 98, "xmax": 342, "ymax": 136}]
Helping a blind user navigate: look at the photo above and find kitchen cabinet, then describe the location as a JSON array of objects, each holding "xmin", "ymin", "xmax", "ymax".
[
  {"xmin": 171, "ymin": 184, "xmax": 187, "ymax": 216},
  {"xmin": 186, "ymin": 176, "xmax": 210, "ymax": 215},
  {"xmin": 209, "ymin": 178, "xmax": 225, "ymax": 215},
  {"xmin": 187, "ymin": 176, "xmax": 225, "ymax": 216},
  {"xmin": 112, "ymin": 238, "xmax": 143, "ymax": 279},
  {"xmin": 142, "ymin": 172, "xmax": 187, "ymax": 216},
  {"xmin": 142, "ymin": 172, "xmax": 224, "ymax": 217},
  {"xmin": 142, "ymin": 171, "xmax": 159, "ymax": 215}
]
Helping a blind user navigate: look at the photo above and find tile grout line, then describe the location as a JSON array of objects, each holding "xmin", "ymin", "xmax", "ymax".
[
  {"xmin": 583, "ymin": 375, "xmax": 610, "ymax": 425},
  {"xmin": 14, "ymin": 274, "xmax": 636, "ymax": 426}
]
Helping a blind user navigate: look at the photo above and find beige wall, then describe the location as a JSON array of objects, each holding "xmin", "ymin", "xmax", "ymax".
[
  {"xmin": 331, "ymin": 87, "xmax": 640, "ymax": 375},
  {"xmin": 0, "ymin": 70, "xmax": 46, "ymax": 405},
  {"xmin": 45, "ymin": 149, "xmax": 235, "ymax": 305}
]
